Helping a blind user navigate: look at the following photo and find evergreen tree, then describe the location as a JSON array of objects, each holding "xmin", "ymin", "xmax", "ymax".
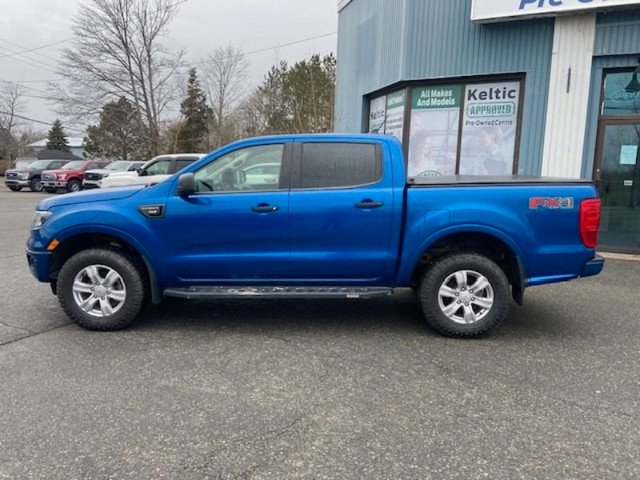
[
  {"xmin": 84, "ymin": 97, "xmax": 146, "ymax": 160},
  {"xmin": 177, "ymin": 68, "xmax": 212, "ymax": 153},
  {"xmin": 46, "ymin": 119, "xmax": 70, "ymax": 152}
]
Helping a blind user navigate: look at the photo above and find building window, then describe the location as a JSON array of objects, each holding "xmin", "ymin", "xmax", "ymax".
[
  {"xmin": 366, "ymin": 77, "xmax": 523, "ymax": 179},
  {"xmin": 368, "ymin": 90, "xmax": 406, "ymax": 144},
  {"xmin": 602, "ymin": 71, "xmax": 640, "ymax": 116}
]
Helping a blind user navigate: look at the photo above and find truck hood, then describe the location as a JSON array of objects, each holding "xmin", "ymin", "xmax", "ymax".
[
  {"xmin": 38, "ymin": 185, "xmax": 145, "ymax": 210},
  {"xmin": 43, "ymin": 169, "xmax": 81, "ymax": 175}
]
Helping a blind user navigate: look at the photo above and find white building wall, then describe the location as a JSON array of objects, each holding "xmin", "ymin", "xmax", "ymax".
[{"xmin": 541, "ymin": 14, "xmax": 596, "ymax": 178}]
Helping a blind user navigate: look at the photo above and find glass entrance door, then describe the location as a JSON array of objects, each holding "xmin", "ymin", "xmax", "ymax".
[{"xmin": 595, "ymin": 123, "xmax": 640, "ymax": 252}]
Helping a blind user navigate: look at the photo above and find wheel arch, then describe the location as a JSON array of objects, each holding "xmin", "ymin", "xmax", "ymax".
[
  {"xmin": 48, "ymin": 228, "xmax": 161, "ymax": 304},
  {"xmin": 404, "ymin": 226, "xmax": 527, "ymax": 305}
]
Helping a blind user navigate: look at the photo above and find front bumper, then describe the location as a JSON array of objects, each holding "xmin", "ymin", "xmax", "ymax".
[
  {"xmin": 42, "ymin": 181, "xmax": 68, "ymax": 188},
  {"xmin": 6, "ymin": 179, "xmax": 31, "ymax": 187},
  {"xmin": 581, "ymin": 255, "xmax": 605, "ymax": 278},
  {"xmin": 83, "ymin": 180, "xmax": 101, "ymax": 189},
  {"xmin": 26, "ymin": 247, "xmax": 52, "ymax": 282}
]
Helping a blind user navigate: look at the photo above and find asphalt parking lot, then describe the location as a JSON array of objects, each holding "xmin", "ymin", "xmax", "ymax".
[{"xmin": 1, "ymin": 187, "xmax": 639, "ymax": 479}]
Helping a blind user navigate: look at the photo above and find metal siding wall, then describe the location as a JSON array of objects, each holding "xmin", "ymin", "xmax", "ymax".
[
  {"xmin": 336, "ymin": 0, "xmax": 405, "ymax": 133},
  {"xmin": 336, "ymin": 0, "xmax": 555, "ymax": 175},
  {"xmin": 541, "ymin": 15, "xmax": 596, "ymax": 179},
  {"xmin": 595, "ymin": 9, "xmax": 640, "ymax": 56}
]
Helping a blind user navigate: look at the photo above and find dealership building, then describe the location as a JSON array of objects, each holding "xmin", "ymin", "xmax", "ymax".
[{"xmin": 336, "ymin": 0, "xmax": 640, "ymax": 253}]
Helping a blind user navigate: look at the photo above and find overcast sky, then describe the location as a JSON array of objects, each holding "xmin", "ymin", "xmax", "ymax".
[{"xmin": 0, "ymin": 0, "xmax": 338, "ymax": 135}]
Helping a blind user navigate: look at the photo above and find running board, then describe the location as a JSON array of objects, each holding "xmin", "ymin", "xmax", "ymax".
[{"xmin": 163, "ymin": 286, "xmax": 393, "ymax": 300}]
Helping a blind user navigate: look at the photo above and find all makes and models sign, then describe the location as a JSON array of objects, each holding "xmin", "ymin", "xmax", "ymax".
[{"xmin": 471, "ymin": 0, "xmax": 640, "ymax": 23}]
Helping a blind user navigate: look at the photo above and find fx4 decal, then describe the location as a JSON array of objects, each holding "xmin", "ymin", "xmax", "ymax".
[{"xmin": 529, "ymin": 197, "xmax": 575, "ymax": 210}]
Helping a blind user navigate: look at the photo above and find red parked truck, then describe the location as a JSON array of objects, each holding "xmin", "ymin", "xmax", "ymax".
[{"xmin": 41, "ymin": 160, "xmax": 111, "ymax": 193}]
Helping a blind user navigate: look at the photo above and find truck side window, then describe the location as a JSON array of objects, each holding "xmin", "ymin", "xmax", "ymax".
[
  {"xmin": 193, "ymin": 144, "xmax": 284, "ymax": 193},
  {"xmin": 145, "ymin": 159, "xmax": 171, "ymax": 175},
  {"xmin": 298, "ymin": 143, "xmax": 381, "ymax": 189},
  {"xmin": 175, "ymin": 159, "xmax": 196, "ymax": 172}
]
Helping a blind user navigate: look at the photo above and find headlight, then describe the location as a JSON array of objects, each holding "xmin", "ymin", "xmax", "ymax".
[
  {"xmin": 57, "ymin": 174, "xmax": 67, "ymax": 180},
  {"xmin": 102, "ymin": 173, "xmax": 109, "ymax": 178},
  {"xmin": 32, "ymin": 210, "xmax": 52, "ymax": 229},
  {"xmin": 19, "ymin": 172, "xmax": 30, "ymax": 180}
]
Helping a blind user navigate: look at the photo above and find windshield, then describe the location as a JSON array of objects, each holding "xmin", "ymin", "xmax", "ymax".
[
  {"xmin": 104, "ymin": 161, "xmax": 133, "ymax": 171},
  {"xmin": 61, "ymin": 161, "xmax": 86, "ymax": 170},
  {"xmin": 25, "ymin": 160, "xmax": 52, "ymax": 170}
]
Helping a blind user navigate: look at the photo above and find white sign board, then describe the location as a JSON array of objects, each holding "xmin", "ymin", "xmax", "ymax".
[{"xmin": 471, "ymin": 0, "xmax": 640, "ymax": 23}]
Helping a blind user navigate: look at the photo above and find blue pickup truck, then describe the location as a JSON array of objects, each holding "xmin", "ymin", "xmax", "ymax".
[{"xmin": 26, "ymin": 134, "xmax": 604, "ymax": 337}]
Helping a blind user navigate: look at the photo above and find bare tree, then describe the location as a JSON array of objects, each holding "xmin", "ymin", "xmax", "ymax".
[
  {"xmin": 201, "ymin": 45, "xmax": 249, "ymax": 148},
  {"xmin": 0, "ymin": 83, "xmax": 26, "ymax": 134},
  {"xmin": 0, "ymin": 83, "xmax": 26, "ymax": 160},
  {"xmin": 52, "ymin": 0, "xmax": 185, "ymax": 156}
]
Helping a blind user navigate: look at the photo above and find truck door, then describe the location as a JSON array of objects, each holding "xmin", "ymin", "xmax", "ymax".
[
  {"xmin": 164, "ymin": 142, "xmax": 292, "ymax": 283},
  {"xmin": 288, "ymin": 141, "xmax": 395, "ymax": 283}
]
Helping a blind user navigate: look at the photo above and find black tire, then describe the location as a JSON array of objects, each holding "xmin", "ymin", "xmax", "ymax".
[
  {"xmin": 418, "ymin": 253, "xmax": 510, "ymax": 338},
  {"xmin": 29, "ymin": 177, "xmax": 43, "ymax": 192},
  {"xmin": 57, "ymin": 248, "xmax": 147, "ymax": 330},
  {"xmin": 44, "ymin": 188, "xmax": 57, "ymax": 194},
  {"xmin": 8, "ymin": 185, "xmax": 22, "ymax": 192},
  {"xmin": 67, "ymin": 179, "xmax": 82, "ymax": 193}
]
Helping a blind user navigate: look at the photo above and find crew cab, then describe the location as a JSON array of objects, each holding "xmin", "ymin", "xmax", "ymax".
[
  {"xmin": 83, "ymin": 161, "xmax": 145, "ymax": 189},
  {"xmin": 100, "ymin": 154, "xmax": 203, "ymax": 188},
  {"xmin": 26, "ymin": 134, "xmax": 604, "ymax": 338},
  {"xmin": 41, "ymin": 160, "xmax": 112, "ymax": 193},
  {"xmin": 5, "ymin": 159, "xmax": 70, "ymax": 192}
]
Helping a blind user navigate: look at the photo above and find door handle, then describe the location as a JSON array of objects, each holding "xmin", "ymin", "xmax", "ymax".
[
  {"xmin": 251, "ymin": 204, "xmax": 279, "ymax": 213},
  {"xmin": 355, "ymin": 200, "xmax": 384, "ymax": 209}
]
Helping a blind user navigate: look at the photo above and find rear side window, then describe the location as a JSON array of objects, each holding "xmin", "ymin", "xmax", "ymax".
[
  {"xmin": 298, "ymin": 143, "xmax": 381, "ymax": 189},
  {"xmin": 175, "ymin": 159, "xmax": 196, "ymax": 172}
]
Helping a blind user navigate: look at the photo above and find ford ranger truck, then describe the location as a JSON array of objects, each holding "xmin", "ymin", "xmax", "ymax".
[
  {"xmin": 41, "ymin": 159, "xmax": 112, "ymax": 193},
  {"xmin": 25, "ymin": 135, "xmax": 604, "ymax": 338}
]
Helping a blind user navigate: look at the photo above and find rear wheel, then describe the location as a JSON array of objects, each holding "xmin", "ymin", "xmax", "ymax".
[
  {"xmin": 67, "ymin": 179, "xmax": 82, "ymax": 193},
  {"xmin": 29, "ymin": 177, "xmax": 43, "ymax": 192},
  {"xmin": 57, "ymin": 248, "xmax": 147, "ymax": 330},
  {"xmin": 418, "ymin": 253, "xmax": 510, "ymax": 338},
  {"xmin": 8, "ymin": 185, "xmax": 22, "ymax": 192}
]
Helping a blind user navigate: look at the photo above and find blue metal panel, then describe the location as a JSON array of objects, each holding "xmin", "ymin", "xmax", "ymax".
[
  {"xmin": 595, "ymin": 9, "xmax": 640, "ymax": 56},
  {"xmin": 336, "ymin": 0, "xmax": 555, "ymax": 175}
]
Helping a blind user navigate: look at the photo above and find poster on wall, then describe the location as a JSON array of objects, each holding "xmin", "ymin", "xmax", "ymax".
[
  {"xmin": 368, "ymin": 96, "xmax": 386, "ymax": 134},
  {"xmin": 384, "ymin": 90, "xmax": 405, "ymax": 142},
  {"xmin": 408, "ymin": 85, "xmax": 461, "ymax": 177},
  {"xmin": 458, "ymin": 81, "xmax": 520, "ymax": 175}
]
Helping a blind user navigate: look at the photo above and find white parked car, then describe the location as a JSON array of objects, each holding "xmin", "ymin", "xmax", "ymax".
[
  {"xmin": 100, "ymin": 154, "xmax": 204, "ymax": 188},
  {"xmin": 83, "ymin": 160, "xmax": 145, "ymax": 189}
]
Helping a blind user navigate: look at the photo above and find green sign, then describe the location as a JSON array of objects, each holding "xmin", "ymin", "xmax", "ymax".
[
  {"xmin": 387, "ymin": 91, "xmax": 405, "ymax": 109},
  {"xmin": 412, "ymin": 86, "xmax": 461, "ymax": 110}
]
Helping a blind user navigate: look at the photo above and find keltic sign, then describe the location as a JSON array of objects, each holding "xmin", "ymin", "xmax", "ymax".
[{"xmin": 471, "ymin": 0, "xmax": 640, "ymax": 22}]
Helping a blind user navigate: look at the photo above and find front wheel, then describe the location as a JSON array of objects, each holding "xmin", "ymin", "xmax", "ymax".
[
  {"xmin": 57, "ymin": 248, "xmax": 147, "ymax": 330},
  {"xmin": 44, "ymin": 188, "xmax": 57, "ymax": 194},
  {"xmin": 67, "ymin": 179, "xmax": 82, "ymax": 193},
  {"xmin": 29, "ymin": 177, "xmax": 43, "ymax": 192},
  {"xmin": 418, "ymin": 253, "xmax": 510, "ymax": 338},
  {"xmin": 8, "ymin": 185, "xmax": 22, "ymax": 192}
]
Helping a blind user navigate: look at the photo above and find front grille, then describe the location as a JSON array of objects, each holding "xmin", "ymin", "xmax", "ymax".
[
  {"xmin": 84, "ymin": 173, "xmax": 101, "ymax": 181},
  {"xmin": 42, "ymin": 173, "xmax": 55, "ymax": 181},
  {"xmin": 6, "ymin": 172, "xmax": 18, "ymax": 179}
]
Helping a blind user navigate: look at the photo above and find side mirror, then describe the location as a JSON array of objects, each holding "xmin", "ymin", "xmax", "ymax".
[
  {"xmin": 137, "ymin": 167, "xmax": 148, "ymax": 176},
  {"xmin": 176, "ymin": 172, "xmax": 195, "ymax": 196}
]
